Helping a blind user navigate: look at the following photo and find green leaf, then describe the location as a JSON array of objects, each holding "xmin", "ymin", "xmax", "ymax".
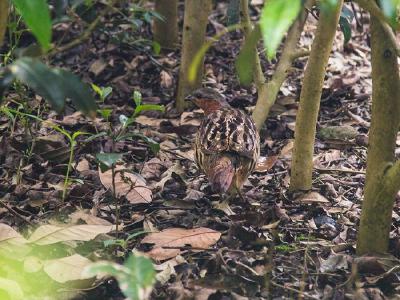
[
  {"xmin": 259, "ymin": 0, "xmax": 301, "ymax": 60},
  {"xmin": 96, "ymin": 153, "xmax": 124, "ymax": 172},
  {"xmin": 133, "ymin": 90, "xmax": 142, "ymax": 106},
  {"xmin": 83, "ymin": 253, "xmax": 155, "ymax": 300},
  {"xmin": 9, "ymin": 58, "xmax": 66, "ymax": 112},
  {"xmin": 379, "ymin": 0, "xmax": 400, "ymax": 27},
  {"xmin": 339, "ymin": 16, "xmax": 351, "ymax": 44},
  {"xmin": 235, "ymin": 25, "xmax": 261, "ymax": 85},
  {"xmin": 11, "ymin": 0, "xmax": 52, "ymax": 51},
  {"xmin": 227, "ymin": 0, "xmax": 241, "ymax": 26},
  {"xmin": 134, "ymin": 104, "xmax": 165, "ymax": 117},
  {"xmin": 9, "ymin": 58, "xmax": 97, "ymax": 116}
]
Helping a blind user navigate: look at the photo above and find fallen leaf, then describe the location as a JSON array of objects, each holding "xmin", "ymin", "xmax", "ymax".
[
  {"xmin": 44, "ymin": 254, "xmax": 93, "ymax": 283},
  {"xmin": 279, "ymin": 140, "xmax": 294, "ymax": 159},
  {"xmin": 255, "ymin": 155, "xmax": 278, "ymax": 173},
  {"xmin": 69, "ymin": 209, "xmax": 112, "ymax": 226},
  {"xmin": 141, "ymin": 228, "xmax": 221, "ymax": 261},
  {"xmin": 99, "ymin": 166, "xmax": 152, "ymax": 204},
  {"xmin": 76, "ymin": 158, "xmax": 90, "ymax": 172},
  {"xmin": 160, "ymin": 70, "xmax": 173, "ymax": 88},
  {"xmin": 28, "ymin": 224, "xmax": 115, "ymax": 245},
  {"xmin": 297, "ymin": 192, "xmax": 330, "ymax": 204}
]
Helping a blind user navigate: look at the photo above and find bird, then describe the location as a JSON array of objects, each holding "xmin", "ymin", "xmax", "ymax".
[{"xmin": 185, "ymin": 88, "xmax": 260, "ymax": 211}]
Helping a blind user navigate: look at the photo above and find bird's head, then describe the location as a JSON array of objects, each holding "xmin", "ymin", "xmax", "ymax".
[{"xmin": 185, "ymin": 88, "xmax": 229, "ymax": 114}]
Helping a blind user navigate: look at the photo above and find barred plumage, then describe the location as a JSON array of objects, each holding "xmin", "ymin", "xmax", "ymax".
[{"xmin": 186, "ymin": 88, "xmax": 260, "ymax": 195}]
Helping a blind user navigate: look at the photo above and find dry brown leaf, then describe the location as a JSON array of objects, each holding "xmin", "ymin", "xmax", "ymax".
[
  {"xmin": 75, "ymin": 158, "xmax": 90, "ymax": 172},
  {"xmin": 255, "ymin": 156, "xmax": 278, "ymax": 173},
  {"xmin": 279, "ymin": 140, "xmax": 294, "ymax": 159},
  {"xmin": 160, "ymin": 70, "xmax": 173, "ymax": 88},
  {"xmin": 69, "ymin": 209, "xmax": 112, "ymax": 226},
  {"xmin": 28, "ymin": 224, "xmax": 115, "ymax": 245},
  {"xmin": 141, "ymin": 227, "xmax": 221, "ymax": 261},
  {"xmin": 89, "ymin": 59, "xmax": 107, "ymax": 76},
  {"xmin": 297, "ymin": 192, "xmax": 330, "ymax": 204},
  {"xmin": 0, "ymin": 223, "xmax": 24, "ymax": 242},
  {"xmin": 99, "ymin": 166, "xmax": 152, "ymax": 204},
  {"xmin": 0, "ymin": 224, "xmax": 31, "ymax": 257},
  {"xmin": 44, "ymin": 254, "xmax": 93, "ymax": 283}
]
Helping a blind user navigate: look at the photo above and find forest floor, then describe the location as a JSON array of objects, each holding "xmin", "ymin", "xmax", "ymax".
[{"xmin": 1, "ymin": 1, "xmax": 400, "ymax": 300}]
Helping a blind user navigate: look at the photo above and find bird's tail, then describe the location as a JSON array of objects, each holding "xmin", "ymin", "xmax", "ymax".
[{"xmin": 207, "ymin": 155, "xmax": 235, "ymax": 194}]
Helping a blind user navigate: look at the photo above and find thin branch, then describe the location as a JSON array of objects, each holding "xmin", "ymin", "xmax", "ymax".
[
  {"xmin": 240, "ymin": 0, "xmax": 265, "ymax": 88},
  {"xmin": 48, "ymin": 0, "xmax": 116, "ymax": 57},
  {"xmin": 356, "ymin": 0, "xmax": 400, "ymax": 56},
  {"xmin": 252, "ymin": 0, "xmax": 314, "ymax": 130}
]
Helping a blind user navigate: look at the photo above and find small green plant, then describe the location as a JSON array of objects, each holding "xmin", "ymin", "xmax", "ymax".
[
  {"xmin": 92, "ymin": 83, "xmax": 113, "ymax": 103},
  {"xmin": 84, "ymin": 252, "xmax": 156, "ymax": 300}
]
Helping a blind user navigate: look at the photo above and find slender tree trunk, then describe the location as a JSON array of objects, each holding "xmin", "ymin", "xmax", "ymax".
[
  {"xmin": 252, "ymin": 0, "xmax": 312, "ymax": 130},
  {"xmin": 357, "ymin": 15, "xmax": 400, "ymax": 255},
  {"xmin": 176, "ymin": 0, "xmax": 212, "ymax": 112},
  {"xmin": 289, "ymin": 1, "xmax": 343, "ymax": 191},
  {"xmin": 153, "ymin": 0, "xmax": 178, "ymax": 50},
  {"xmin": 0, "ymin": 0, "xmax": 9, "ymax": 48}
]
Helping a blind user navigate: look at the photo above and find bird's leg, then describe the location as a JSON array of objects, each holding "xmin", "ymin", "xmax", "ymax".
[
  {"xmin": 236, "ymin": 187, "xmax": 246, "ymax": 203},
  {"xmin": 212, "ymin": 193, "xmax": 235, "ymax": 215}
]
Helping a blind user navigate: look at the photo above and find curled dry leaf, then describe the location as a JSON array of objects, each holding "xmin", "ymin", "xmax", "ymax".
[
  {"xmin": 69, "ymin": 209, "xmax": 112, "ymax": 226},
  {"xmin": 28, "ymin": 224, "xmax": 115, "ymax": 245},
  {"xmin": 99, "ymin": 165, "xmax": 152, "ymax": 204},
  {"xmin": 141, "ymin": 227, "xmax": 221, "ymax": 261},
  {"xmin": 44, "ymin": 254, "xmax": 94, "ymax": 283}
]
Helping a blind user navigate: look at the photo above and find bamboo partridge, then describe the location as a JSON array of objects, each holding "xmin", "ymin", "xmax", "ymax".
[{"xmin": 186, "ymin": 88, "xmax": 260, "ymax": 201}]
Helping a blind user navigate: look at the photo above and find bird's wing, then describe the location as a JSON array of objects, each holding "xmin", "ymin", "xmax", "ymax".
[{"xmin": 197, "ymin": 108, "xmax": 259, "ymax": 160}]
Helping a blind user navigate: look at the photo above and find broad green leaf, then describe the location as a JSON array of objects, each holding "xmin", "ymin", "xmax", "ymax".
[
  {"xmin": 83, "ymin": 253, "xmax": 155, "ymax": 300},
  {"xmin": 379, "ymin": 0, "xmax": 400, "ymax": 27},
  {"xmin": 96, "ymin": 152, "xmax": 124, "ymax": 171},
  {"xmin": 56, "ymin": 69, "xmax": 97, "ymax": 117},
  {"xmin": 0, "ymin": 278, "xmax": 24, "ymax": 300},
  {"xmin": 9, "ymin": 58, "xmax": 97, "ymax": 116},
  {"xmin": 260, "ymin": 0, "xmax": 301, "ymax": 60},
  {"xmin": 235, "ymin": 25, "xmax": 261, "ymax": 85},
  {"xmin": 9, "ymin": 58, "xmax": 66, "ymax": 112},
  {"xmin": 11, "ymin": 0, "xmax": 52, "ymax": 51}
]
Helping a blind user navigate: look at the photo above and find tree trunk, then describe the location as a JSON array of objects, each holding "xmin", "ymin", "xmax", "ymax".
[
  {"xmin": 252, "ymin": 0, "xmax": 311, "ymax": 130},
  {"xmin": 356, "ymin": 15, "xmax": 400, "ymax": 255},
  {"xmin": 289, "ymin": 1, "xmax": 343, "ymax": 191},
  {"xmin": 0, "ymin": 0, "xmax": 8, "ymax": 48},
  {"xmin": 176, "ymin": 0, "xmax": 212, "ymax": 112},
  {"xmin": 153, "ymin": 0, "xmax": 178, "ymax": 50}
]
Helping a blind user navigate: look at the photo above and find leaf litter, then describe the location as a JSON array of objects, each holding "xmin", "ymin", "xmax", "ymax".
[{"xmin": 0, "ymin": 1, "xmax": 399, "ymax": 299}]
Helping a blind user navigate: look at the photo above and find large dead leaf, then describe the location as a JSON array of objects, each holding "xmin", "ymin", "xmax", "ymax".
[
  {"xmin": 141, "ymin": 227, "xmax": 221, "ymax": 261},
  {"xmin": 44, "ymin": 254, "xmax": 94, "ymax": 283},
  {"xmin": 99, "ymin": 166, "xmax": 152, "ymax": 204},
  {"xmin": 28, "ymin": 224, "xmax": 115, "ymax": 245},
  {"xmin": 0, "ymin": 224, "xmax": 30, "ymax": 257}
]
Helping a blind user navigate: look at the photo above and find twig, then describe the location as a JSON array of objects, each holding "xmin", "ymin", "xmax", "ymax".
[
  {"xmin": 0, "ymin": 199, "xmax": 34, "ymax": 225},
  {"xmin": 314, "ymin": 166, "xmax": 366, "ymax": 174},
  {"xmin": 48, "ymin": 0, "xmax": 117, "ymax": 57},
  {"xmin": 270, "ymin": 281, "xmax": 320, "ymax": 300}
]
